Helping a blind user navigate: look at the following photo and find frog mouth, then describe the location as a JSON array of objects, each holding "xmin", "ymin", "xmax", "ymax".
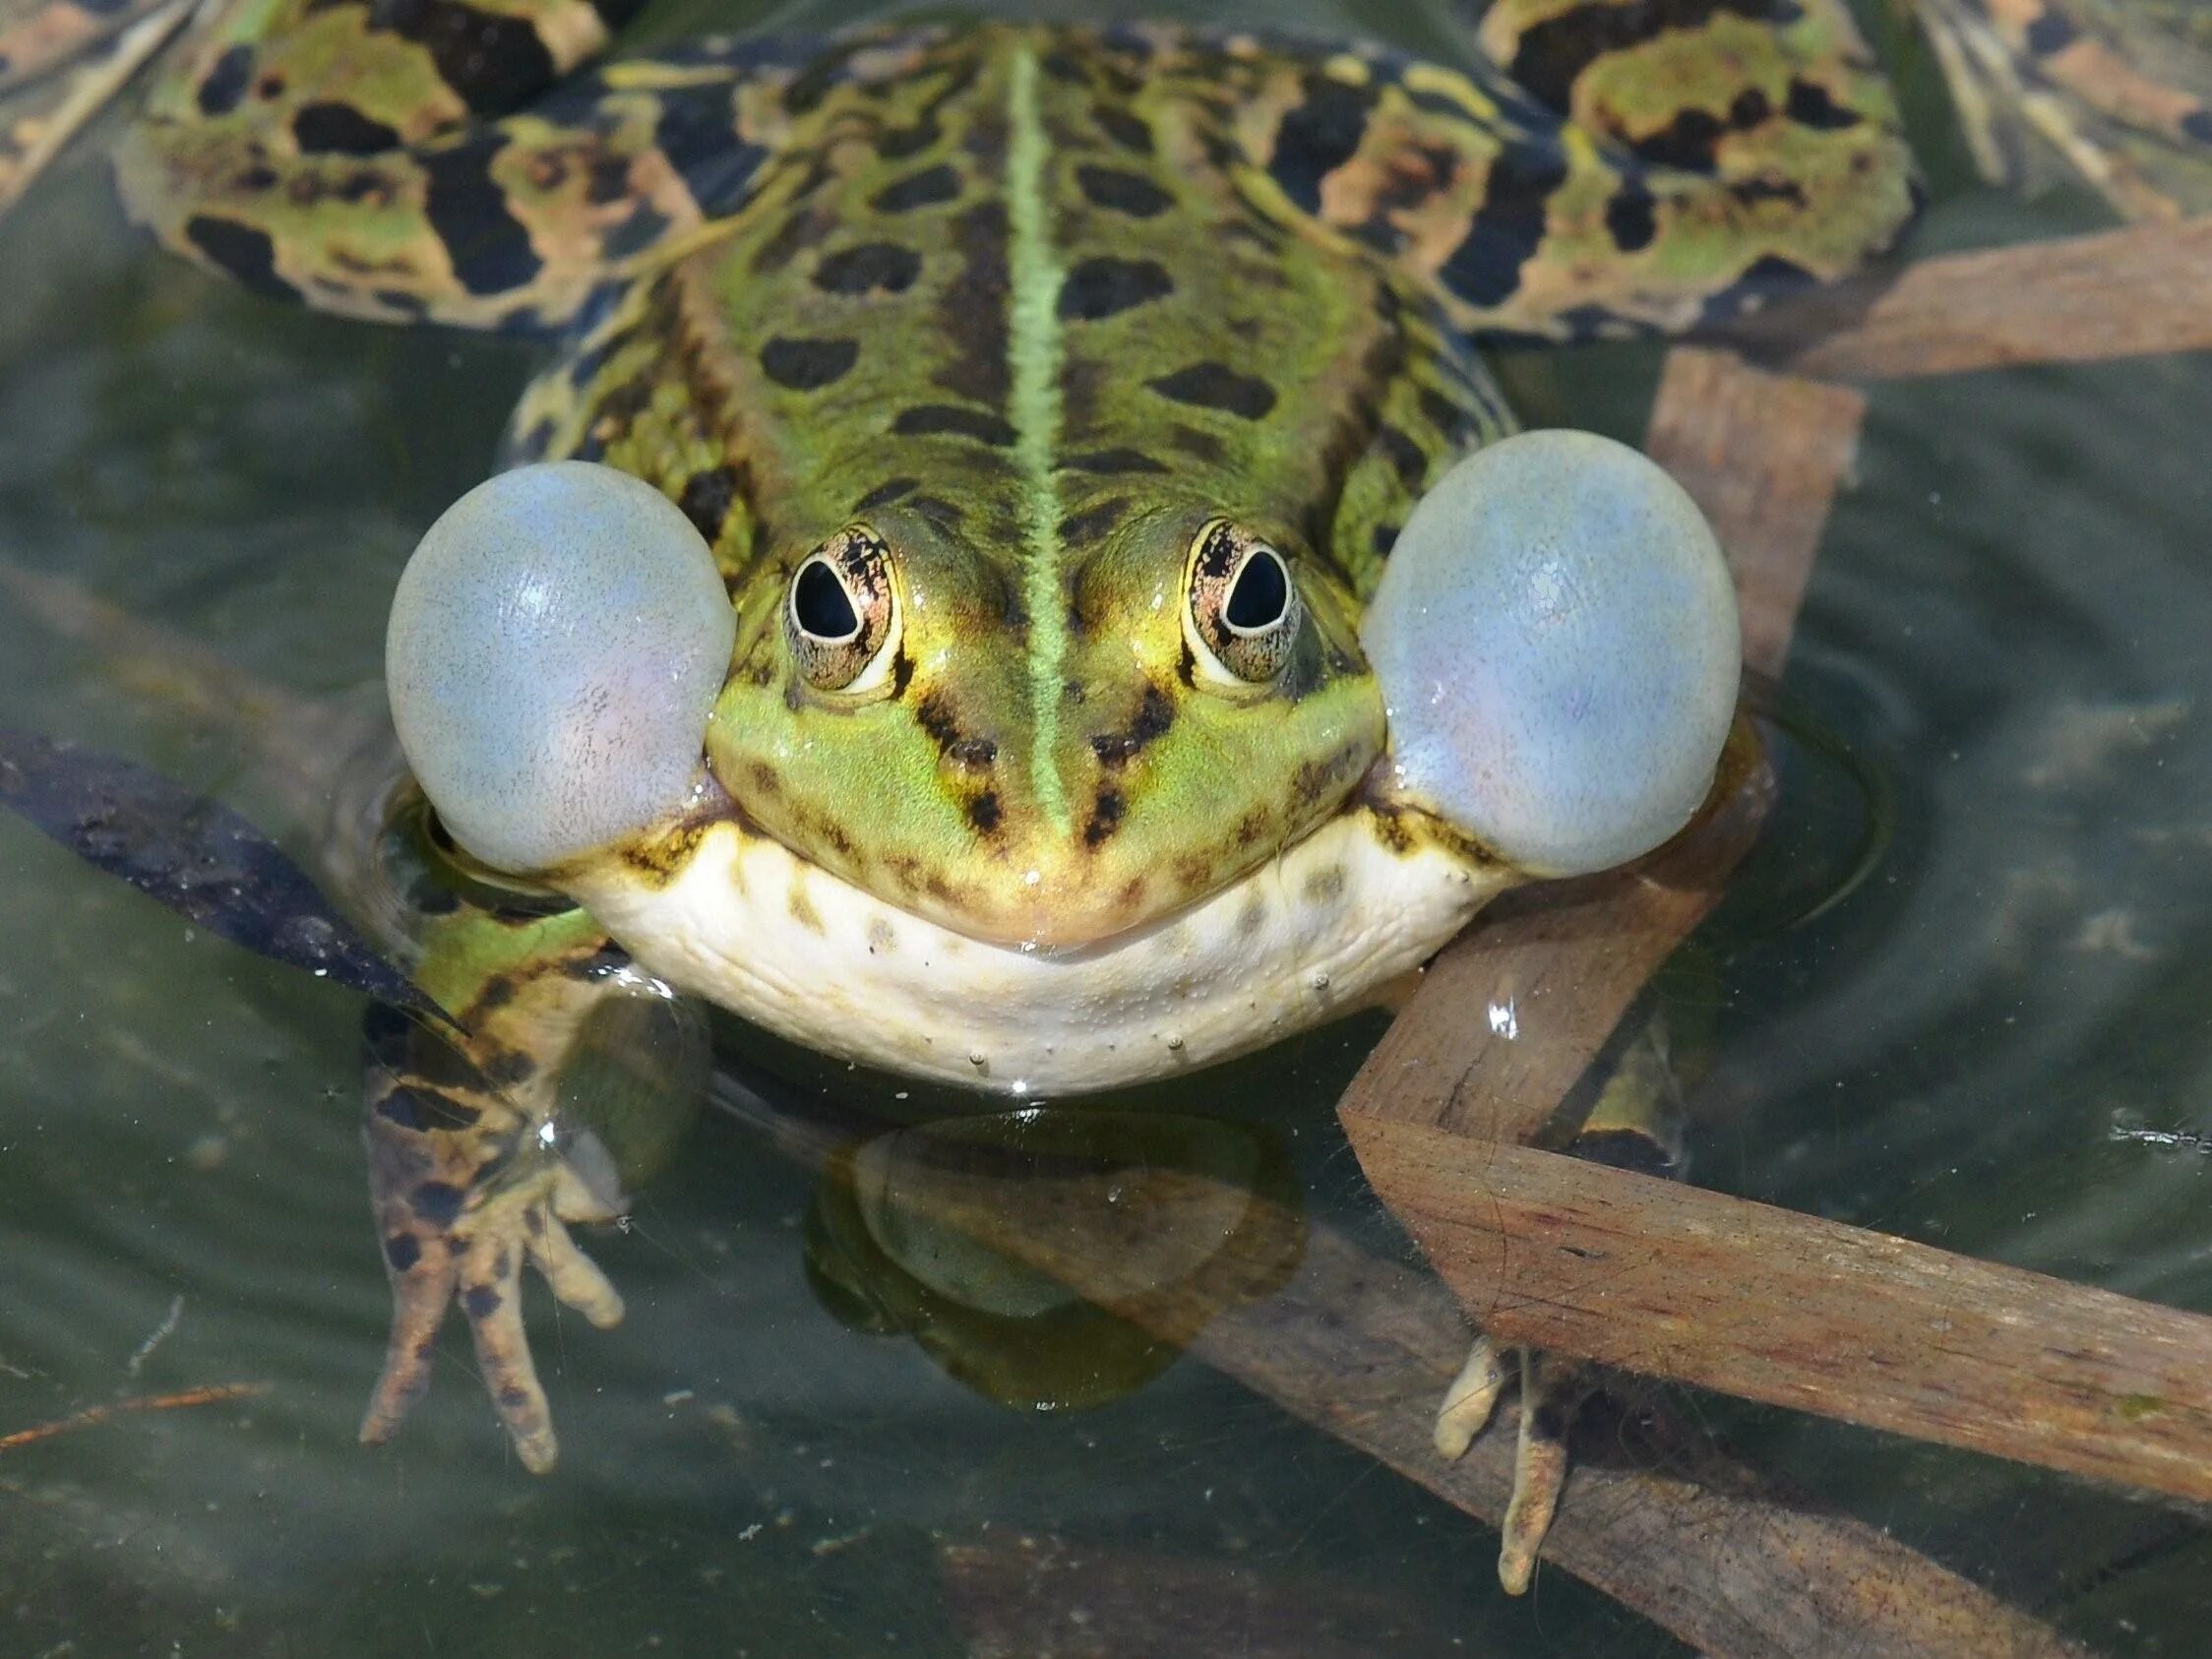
[{"xmin": 562, "ymin": 804, "xmax": 1509, "ymax": 1095}]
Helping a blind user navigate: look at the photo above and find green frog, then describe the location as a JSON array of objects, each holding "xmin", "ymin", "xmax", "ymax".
[{"xmin": 91, "ymin": 0, "xmax": 1928, "ymax": 1590}]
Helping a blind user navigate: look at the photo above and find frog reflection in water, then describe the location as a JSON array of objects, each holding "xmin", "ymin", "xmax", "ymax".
[
  {"xmin": 96, "ymin": 0, "xmax": 1924, "ymax": 1588},
  {"xmin": 804, "ymin": 1108, "xmax": 1305, "ymax": 1414}
]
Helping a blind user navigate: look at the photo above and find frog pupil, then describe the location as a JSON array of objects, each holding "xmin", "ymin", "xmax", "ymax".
[
  {"xmin": 1225, "ymin": 550, "xmax": 1288, "ymax": 632},
  {"xmin": 794, "ymin": 560, "xmax": 860, "ymax": 640}
]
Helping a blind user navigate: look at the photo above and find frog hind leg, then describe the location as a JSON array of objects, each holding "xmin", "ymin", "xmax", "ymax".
[
  {"xmin": 1913, "ymin": 0, "xmax": 2212, "ymax": 218},
  {"xmin": 1431, "ymin": 1018, "xmax": 1688, "ymax": 1592},
  {"xmin": 111, "ymin": 0, "xmax": 832, "ymax": 328},
  {"xmin": 358, "ymin": 901, "xmax": 694, "ymax": 1469},
  {"xmin": 1158, "ymin": 0, "xmax": 1917, "ymax": 339}
]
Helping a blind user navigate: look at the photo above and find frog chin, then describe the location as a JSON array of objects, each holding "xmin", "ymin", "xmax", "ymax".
[{"xmin": 560, "ymin": 808, "xmax": 1512, "ymax": 1095}]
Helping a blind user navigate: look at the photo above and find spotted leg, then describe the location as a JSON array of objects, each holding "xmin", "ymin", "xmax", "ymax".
[
  {"xmin": 1433, "ymin": 1018, "xmax": 1690, "ymax": 1593},
  {"xmin": 359, "ymin": 898, "xmax": 701, "ymax": 1468},
  {"xmin": 1110, "ymin": 0, "xmax": 1915, "ymax": 342},
  {"xmin": 1911, "ymin": 0, "xmax": 2212, "ymax": 218},
  {"xmin": 106, "ymin": 0, "xmax": 924, "ymax": 327}
]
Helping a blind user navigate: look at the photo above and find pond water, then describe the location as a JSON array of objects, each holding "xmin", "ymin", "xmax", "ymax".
[{"xmin": 2, "ymin": 1, "xmax": 2209, "ymax": 1652}]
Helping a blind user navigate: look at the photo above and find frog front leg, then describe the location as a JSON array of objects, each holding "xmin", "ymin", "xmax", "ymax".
[
  {"xmin": 1352, "ymin": 425, "xmax": 1745, "ymax": 1590},
  {"xmin": 1432, "ymin": 1019, "xmax": 1689, "ymax": 1593},
  {"xmin": 358, "ymin": 899, "xmax": 698, "ymax": 1469}
]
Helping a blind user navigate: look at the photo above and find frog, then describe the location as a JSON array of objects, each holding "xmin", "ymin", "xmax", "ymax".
[{"xmin": 75, "ymin": 0, "xmax": 1931, "ymax": 1592}]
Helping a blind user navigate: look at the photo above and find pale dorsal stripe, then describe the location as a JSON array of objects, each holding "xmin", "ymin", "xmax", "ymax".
[{"xmin": 1005, "ymin": 42, "xmax": 1073, "ymax": 839}]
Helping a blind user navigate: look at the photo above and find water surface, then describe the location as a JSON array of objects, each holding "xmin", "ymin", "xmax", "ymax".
[{"xmin": 2, "ymin": 2, "xmax": 2209, "ymax": 1652}]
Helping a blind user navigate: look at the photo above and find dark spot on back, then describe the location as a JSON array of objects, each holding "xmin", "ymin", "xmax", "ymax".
[
  {"xmin": 1058, "ymin": 496, "xmax": 1130, "ymax": 545},
  {"xmin": 891, "ymin": 404, "xmax": 1017, "ymax": 446},
  {"xmin": 761, "ymin": 336, "xmax": 859, "ymax": 390},
  {"xmin": 1170, "ymin": 424, "xmax": 1224, "ymax": 463},
  {"xmin": 815, "ymin": 240, "xmax": 923, "ymax": 294},
  {"xmin": 1092, "ymin": 103, "xmax": 1154, "ymax": 154},
  {"xmin": 1148, "ymin": 362, "xmax": 1276, "ymax": 419},
  {"xmin": 873, "ymin": 163, "xmax": 961, "ymax": 212},
  {"xmin": 966, "ymin": 791, "xmax": 1003, "ymax": 833},
  {"xmin": 1075, "ymin": 163, "xmax": 1171, "ymax": 216},
  {"xmin": 856, "ymin": 476, "xmax": 917, "ymax": 511},
  {"xmin": 1058, "ymin": 256, "xmax": 1174, "ymax": 321}
]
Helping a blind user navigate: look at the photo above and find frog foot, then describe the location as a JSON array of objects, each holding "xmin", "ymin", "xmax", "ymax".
[
  {"xmin": 1434, "ymin": 1334, "xmax": 1596, "ymax": 1595},
  {"xmin": 359, "ymin": 1064, "xmax": 627, "ymax": 1472}
]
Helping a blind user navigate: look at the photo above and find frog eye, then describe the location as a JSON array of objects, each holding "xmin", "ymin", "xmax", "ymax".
[
  {"xmin": 386, "ymin": 461, "xmax": 735, "ymax": 875},
  {"xmin": 1359, "ymin": 430, "xmax": 1741, "ymax": 878},
  {"xmin": 1185, "ymin": 521, "xmax": 1303, "ymax": 685},
  {"xmin": 787, "ymin": 525, "xmax": 900, "ymax": 694}
]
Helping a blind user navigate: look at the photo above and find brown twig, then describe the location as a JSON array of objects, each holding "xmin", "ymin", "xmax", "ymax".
[
  {"xmin": 0, "ymin": 1382, "xmax": 269, "ymax": 1453},
  {"xmin": 1336, "ymin": 348, "xmax": 1844, "ymax": 1151},
  {"xmin": 715, "ymin": 1079, "xmax": 2083, "ymax": 1658},
  {"xmin": 1343, "ymin": 1118, "xmax": 2212, "ymax": 1505},
  {"xmin": 1728, "ymin": 216, "xmax": 2212, "ymax": 381}
]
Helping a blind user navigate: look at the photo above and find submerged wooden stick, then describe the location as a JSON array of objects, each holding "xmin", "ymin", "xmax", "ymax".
[
  {"xmin": 719, "ymin": 1079, "xmax": 2080, "ymax": 1658},
  {"xmin": 0, "ymin": 1382, "xmax": 268, "ymax": 1453},
  {"xmin": 1735, "ymin": 216, "xmax": 2212, "ymax": 380},
  {"xmin": 1340, "ymin": 347, "xmax": 2212, "ymax": 1528},
  {"xmin": 1190, "ymin": 1223, "xmax": 2085, "ymax": 1659},
  {"xmin": 1339, "ymin": 349, "xmax": 1850, "ymax": 1149},
  {"xmin": 1343, "ymin": 1119, "xmax": 2212, "ymax": 1505}
]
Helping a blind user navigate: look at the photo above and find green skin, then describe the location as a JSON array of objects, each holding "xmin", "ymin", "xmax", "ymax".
[{"xmin": 109, "ymin": 0, "xmax": 1918, "ymax": 1493}]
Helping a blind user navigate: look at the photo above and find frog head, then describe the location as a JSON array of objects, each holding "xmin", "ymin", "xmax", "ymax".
[
  {"xmin": 704, "ymin": 495, "xmax": 1382, "ymax": 948},
  {"xmin": 387, "ymin": 433, "xmax": 1741, "ymax": 949}
]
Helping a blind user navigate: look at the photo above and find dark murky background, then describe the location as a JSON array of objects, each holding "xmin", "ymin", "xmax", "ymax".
[{"xmin": 3, "ymin": 0, "xmax": 2209, "ymax": 1652}]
